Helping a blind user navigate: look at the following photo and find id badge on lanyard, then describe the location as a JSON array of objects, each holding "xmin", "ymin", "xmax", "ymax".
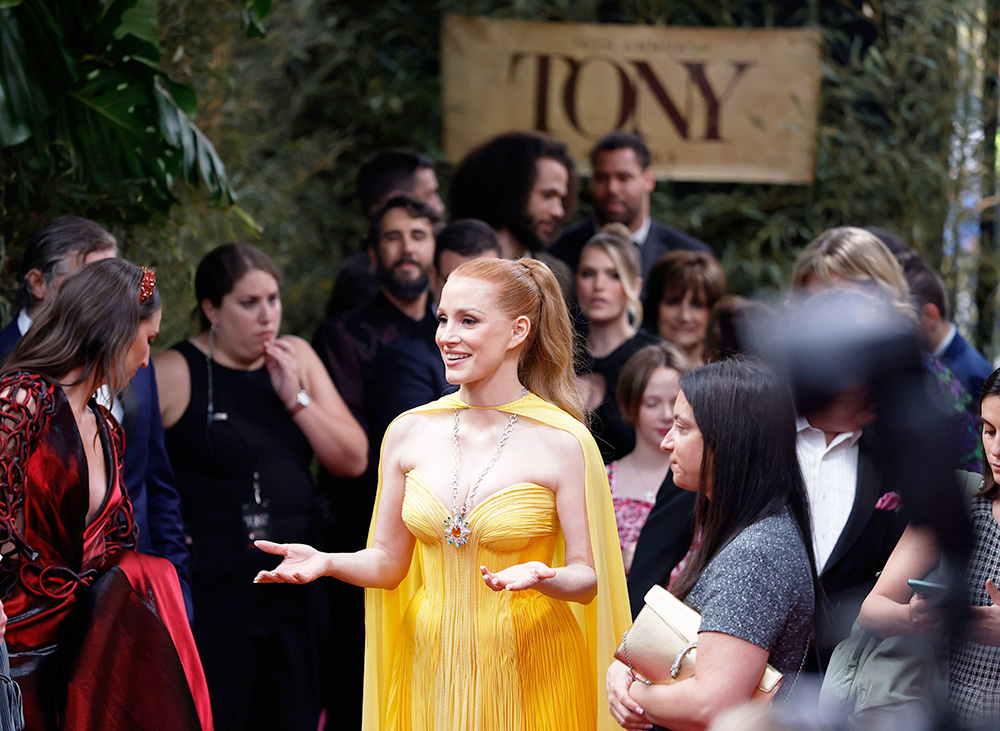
[{"xmin": 241, "ymin": 470, "xmax": 272, "ymax": 550}]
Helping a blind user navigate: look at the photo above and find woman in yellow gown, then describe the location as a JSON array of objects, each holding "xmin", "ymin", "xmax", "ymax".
[{"xmin": 256, "ymin": 258, "xmax": 630, "ymax": 730}]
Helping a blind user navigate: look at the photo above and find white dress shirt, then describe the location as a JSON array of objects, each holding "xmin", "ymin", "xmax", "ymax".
[{"xmin": 796, "ymin": 416, "xmax": 862, "ymax": 573}]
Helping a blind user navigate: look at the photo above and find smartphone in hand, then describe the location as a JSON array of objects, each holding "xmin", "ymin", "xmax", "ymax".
[{"xmin": 908, "ymin": 578, "xmax": 947, "ymax": 600}]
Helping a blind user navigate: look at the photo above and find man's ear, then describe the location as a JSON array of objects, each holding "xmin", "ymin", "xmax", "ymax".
[
  {"xmin": 920, "ymin": 302, "xmax": 941, "ymax": 330},
  {"xmin": 642, "ymin": 167, "xmax": 656, "ymax": 194},
  {"xmin": 25, "ymin": 269, "xmax": 47, "ymax": 303},
  {"xmin": 509, "ymin": 315, "xmax": 531, "ymax": 350}
]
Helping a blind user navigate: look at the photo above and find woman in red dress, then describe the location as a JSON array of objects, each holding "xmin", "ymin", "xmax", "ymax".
[{"xmin": 0, "ymin": 259, "xmax": 212, "ymax": 730}]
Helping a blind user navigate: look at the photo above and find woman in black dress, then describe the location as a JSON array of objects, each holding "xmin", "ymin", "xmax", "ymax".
[{"xmin": 155, "ymin": 243, "xmax": 366, "ymax": 730}]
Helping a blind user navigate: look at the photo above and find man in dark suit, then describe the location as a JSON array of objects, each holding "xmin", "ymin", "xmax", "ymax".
[
  {"xmin": 549, "ymin": 131, "xmax": 711, "ymax": 287},
  {"xmin": 326, "ymin": 149, "xmax": 445, "ymax": 319},
  {"xmin": 1, "ymin": 217, "xmax": 192, "ymax": 619},
  {"xmin": 905, "ymin": 257, "xmax": 992, "ymax": 413}
]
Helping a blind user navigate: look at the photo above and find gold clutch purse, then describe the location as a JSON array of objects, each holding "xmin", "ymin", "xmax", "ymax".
[{"xmin": 614, "ymin": 585, "xmax": 783, "ymax": 702}]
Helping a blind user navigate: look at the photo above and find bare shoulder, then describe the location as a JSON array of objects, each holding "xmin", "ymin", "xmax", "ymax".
[
  {"xmin": 386, "ymin": 410, "xmax": 449, "ymax": 467},
  {"xmin": 153, "ymin": 347, "xmax": 191, "ymax": 427},
  {"xmin": 280, "ymin": 334, "xmax": 313, "ymax": 356}
]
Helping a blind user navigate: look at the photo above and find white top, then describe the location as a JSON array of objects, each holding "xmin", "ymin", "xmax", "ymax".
[
  {"xmin": 795, "ymin": 416, "xmax": 862, "ymax": 572},
  {"xmin": 932, "ymin": 322, "xmax": 958, "ymax": 359},
  {"xmin": 19, "ymin": 309, "xmax": 124, "ymax": 423},
  {"xmin": 631, "ymin": 216, "xmax": 652, "ymax": 247}
]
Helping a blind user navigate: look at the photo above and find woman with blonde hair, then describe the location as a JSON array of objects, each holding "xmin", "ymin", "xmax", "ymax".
[
  {"xmin": 256, "ymin": 258, "xmax": 631, "ymax": 730},
  {"xmin": 576, "ymin": 223, "xmax": 660, "ymax": 462},
  {"xmin": 791, "ymin": 226, "xmax": 914, "ymax": 322}
]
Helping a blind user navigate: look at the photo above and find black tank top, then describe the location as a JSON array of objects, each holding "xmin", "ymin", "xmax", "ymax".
[{"xmin": 165, "ymin": 341, "xmax": 315, "ymax": 584}]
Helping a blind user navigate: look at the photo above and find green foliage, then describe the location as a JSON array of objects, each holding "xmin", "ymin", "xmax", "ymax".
[
  {"xmin": 3, "ymin": 0, "xmax": 996, "ymax": 356},
  {"xmin": 0, "ymin": 0, "xmax": 270, "ymax": 325}
]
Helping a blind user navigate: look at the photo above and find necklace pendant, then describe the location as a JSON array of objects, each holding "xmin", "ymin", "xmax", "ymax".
[{"xmin": 443, "ymin": 513, "xmax": 471, "ymax": 546}]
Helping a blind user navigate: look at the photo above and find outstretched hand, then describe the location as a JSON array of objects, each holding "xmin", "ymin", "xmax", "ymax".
[
  {"xmin": 480, "ymin": 561, "xmax": 557, "ymax": 592},
  {"xmin": 253, "ymin": 540, "xmax": 329, "ymax": 584}
]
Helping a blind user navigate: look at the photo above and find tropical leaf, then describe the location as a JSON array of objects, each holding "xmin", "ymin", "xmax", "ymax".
[
  {"xmin": 154, "ymin": 79, "xmax": 236, "ymax": 203},
  {"xmin": 243, "ymin": 0, "xmax": 272, "ymax": 38},
  {"xmin": 0, "ymin": 1, "xmax": 75, "ymax": 146}
]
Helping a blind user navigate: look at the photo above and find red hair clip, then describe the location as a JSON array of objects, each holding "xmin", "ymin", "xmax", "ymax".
[{"xmin": 139, "ymin": 266, "xmax": 156, "ymax": 304}]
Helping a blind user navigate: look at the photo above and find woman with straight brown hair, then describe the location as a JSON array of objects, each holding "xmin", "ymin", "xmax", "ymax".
[
  {"xmin": 643, "ymin": 251, "xmax": 726, "ymax": 367},
  {"xmin": 255, "ymin": 257, "xmax": 631, "ymax": 730},
  {"xmin": 0, "ymin": 259, "xmax": 211, "ymax": 730}
]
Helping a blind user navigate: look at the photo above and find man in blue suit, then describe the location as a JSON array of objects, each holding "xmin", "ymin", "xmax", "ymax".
[
  {"xmin": 905, "ymin": 257, "xmax": 993, "ymax": 413},
  {"xmin": 1, "ymin": 217, "xmax": 192, "ymax": 619}
]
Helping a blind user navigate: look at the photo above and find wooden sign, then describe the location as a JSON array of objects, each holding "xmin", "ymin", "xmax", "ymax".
[{"xmin": 442, "ymin": 16, "xmax": 821, "ymax": 184}]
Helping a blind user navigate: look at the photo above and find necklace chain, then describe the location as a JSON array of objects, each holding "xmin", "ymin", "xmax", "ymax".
[{"xmin": 443, "ymin": 387, "xmax": 526, "ymax": 546}]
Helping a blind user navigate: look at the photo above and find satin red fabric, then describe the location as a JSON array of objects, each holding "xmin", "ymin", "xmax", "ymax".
[{"xmin": 0, "ymin": 374, "xmax": 212, "ymax": 730}]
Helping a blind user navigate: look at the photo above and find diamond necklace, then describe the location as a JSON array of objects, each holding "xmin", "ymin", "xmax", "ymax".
[{"xmin": 443, "ymin": 388, "xmax": 526, "ymax": 546}]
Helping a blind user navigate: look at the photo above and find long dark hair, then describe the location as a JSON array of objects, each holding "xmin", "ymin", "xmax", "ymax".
[
  {"xmin": 670, "ymin": 358, "xmax": 820, "ymax": 606},
  {"xmin": 2, "ymin": 259, "xmax": 161, "ymax": 394},
  {"xmin": 978, "ymin": 368, "xmax": 1000, "ymax": 500}
]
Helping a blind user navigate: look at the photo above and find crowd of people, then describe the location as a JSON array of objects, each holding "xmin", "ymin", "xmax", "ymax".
[{"xmin": 0, "ymin": 127, "xmax": 997, "ymax": 731}]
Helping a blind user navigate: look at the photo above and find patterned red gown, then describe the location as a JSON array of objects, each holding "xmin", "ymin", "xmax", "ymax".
[{"xmin": 0, "ymin": 373, "xmax": 212, "ymax": 730}]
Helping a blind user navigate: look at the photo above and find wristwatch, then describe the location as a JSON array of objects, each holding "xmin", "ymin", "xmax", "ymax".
[{"xmin": 288, "ymin": 388, "xmax": 311, "ymax": 416}]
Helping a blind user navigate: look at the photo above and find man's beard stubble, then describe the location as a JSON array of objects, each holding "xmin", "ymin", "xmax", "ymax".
[{"xmin": 376, "ymin": 258, "xmax": 430, "ymax": 301}]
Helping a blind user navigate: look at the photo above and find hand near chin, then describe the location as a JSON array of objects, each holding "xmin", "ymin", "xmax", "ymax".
[
  {"xmin": 481, "ymin": 561, "xmax": 556, "ymax": 592},
  {"xmin": 263, "ymin": 337, "xmax": 302, "ymax": 406}
]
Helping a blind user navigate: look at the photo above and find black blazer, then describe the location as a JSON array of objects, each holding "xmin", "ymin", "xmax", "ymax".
[{"xmin": 550, "ymin": 217, "xmax": 712, "ymax": 285}]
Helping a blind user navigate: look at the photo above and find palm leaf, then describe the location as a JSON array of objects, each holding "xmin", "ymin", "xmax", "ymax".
[{"xmin": 0, "ymin": 1, "xmax": 75, "ymax": 146}]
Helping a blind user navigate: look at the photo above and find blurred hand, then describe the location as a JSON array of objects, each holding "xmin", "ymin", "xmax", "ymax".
[
  {"xmin": 907, "ymin": 591, "xmax": 940, "ymax": 634},
  {"xmin": 480, "ymin": 561, "xmax": 556, "ymax": 592},
  {"xmin": 253, "ymin": 540, "xmax": 329, "ymax": 584},
  {"xmin": 606, "ymin": 660, "xmax": 652, "ymax": 730},
  {"xmin": 263, "ymin": 338, "xmax": 303, "ymax": 408},
  {"xmin": 969, "ymin": 579, "xmax": 1000, "ymax": 646}
]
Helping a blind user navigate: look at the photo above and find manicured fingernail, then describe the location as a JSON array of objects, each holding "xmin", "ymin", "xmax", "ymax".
[{"xmin": 635, "ymin": 706, "xmax": 644, "ymax": 714}]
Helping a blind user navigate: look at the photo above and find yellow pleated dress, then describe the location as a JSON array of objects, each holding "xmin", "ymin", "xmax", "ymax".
[{"xmin": 362, "ymin": 393, "xmax": 631, "ymax": 731}]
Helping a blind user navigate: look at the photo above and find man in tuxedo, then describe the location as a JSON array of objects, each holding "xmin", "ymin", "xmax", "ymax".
[
  {"xmin": 549, "ymin": 131, "xmax": 711, "ymax": 288},
  {"xmin": 1, "ymin": 217, "xmax": 192, "ymax": 620}
]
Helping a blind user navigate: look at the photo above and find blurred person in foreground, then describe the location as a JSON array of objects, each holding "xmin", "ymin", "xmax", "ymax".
[
  {"xmin": 257, "ymin": 258, "xmax": 630, "ymax": 730},
  {"xmin": 156, "ymin": 243, "xmax": 367, "ymax": 730},
  {"xmin": 2, "ymin": 260, "xmax": 211, "ymax": 730},
  {"xmin": 852, "ymin": 367, "xmax": 1000, "ymax": 726},
  {"xmin": 607, "ymin": 358, "xmax": 818, "ymax": 729}
]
